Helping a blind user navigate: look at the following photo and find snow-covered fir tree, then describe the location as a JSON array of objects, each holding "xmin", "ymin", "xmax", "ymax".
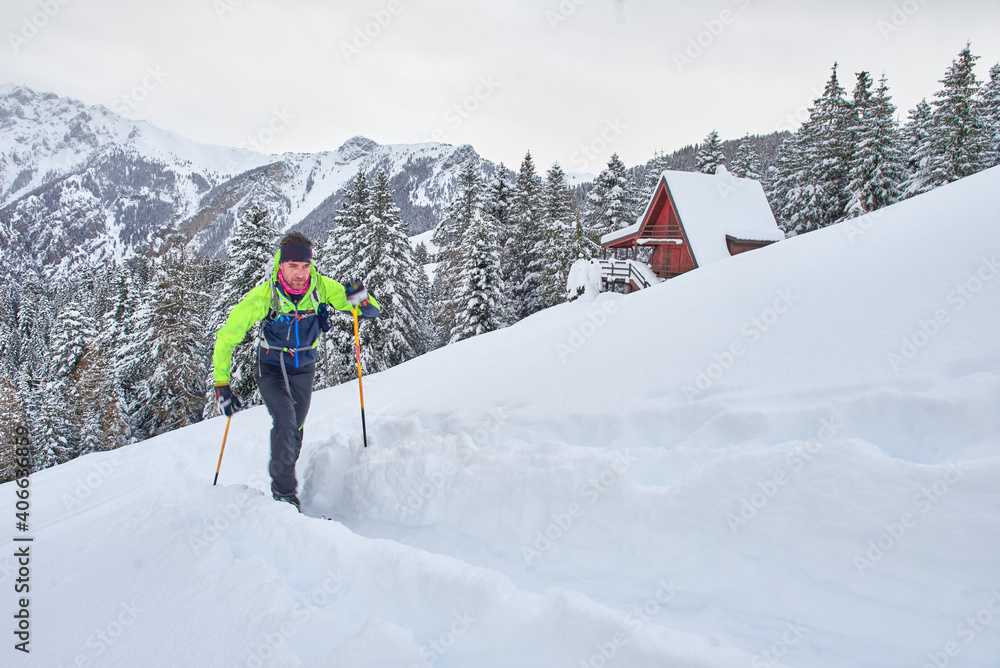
[
  {"xmin": 731, "ymin": 134, "xmax": 764, "ymax": 181},
  {"xmin": 433, "ymin": 160, "xmax": 482, "ymax": 256},
  {"xmin": 901, "ymin": 99, "xmax": 935, "ymax": 196},
  {"xmin": 109, "ymin": 258, "xmax": 153, "ymax": 443},
  {"xmin": 325, "ymin": 169, "xmax": 430, "ymax": 374},
  {"xmin": 0, "ymin": 375, "xmax": 25, "ymax": 482},
  {"xmin": 130, "ymin": 250, "xmax": 212, "ymax": 438},
  {"xmin": 74, "ymin": 333, "xmax": 127, "ymax": 456},
  {"xmin": 325, "ymin": 168, "xmax": 372, "ymax": 278},
  {"xmin": 481, "ymin": 164, "xmax": 514, "ymax": 320},
  {"xmin": 206, "ymin": 201, "xmax": 276, "ymax": 411},
  {"xmin": 480, "ymin": 165, "xmax": 514, "ymax": 317},
  {"xmin": 770, "ymin": 63, "xmax": 853, "ymax": 234},
  {"xmin": 844, "ymin": 73, "xmax": 906, "ymax": 218},
  {"xmin": 537, "ymin": 162, "xmax": 578, "ymax": 310},
  {"xmin": 642, "ymin": 150, "xmax": 672, "ymax": 200},
  {"xmin": 909, "ymin": 44, "xmax": 988, "ymax": 193},
  {"xmin": 361, "ymin": 169, "xmax": 432, "ymax": 369},
  {"xmin": 11, "ymin": 273, "xmax": 51, "ymax": 469},
  {"xmin": 432, "ymin": 161, "xmax": 484, "ymax": 346},
  {"xmin": 695, "ymin": 130, "xmax": 726, "ymax": 174},
  {"xmin": 978, "ymin": 62, "xmax": 1000, "ymax": 168},
  {"xmin": 506, "ymin": 152, "xmax": 546, "ymax": 319},
  {"xmin": 37, "ymin": 299, "xmax": 97, "ymax": 468},
  {"xmin": 482, "ymin": 164, "xmax": 513, "ymax": 232},
  {"xmin": 449, "ymin": 210, "xmax": 506, "ymax": 343},
  {"xmin": 0, "ymin": 286, "xmax": 18, "ymax": 379},
  {"xmin": 323, "ymin": 169, "xmax": 374, "ymax": 377},
  {"xmin": 584, "ymin": 153, "xmax": 641, "ymax": 254},
  {"xmin": 413, "ymin": 242, "xmax": 430, "ymax": 266}
]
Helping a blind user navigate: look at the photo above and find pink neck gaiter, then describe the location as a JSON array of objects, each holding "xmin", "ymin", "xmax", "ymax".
[{"xmin": 278, "ymin": 268, "xmax": 310, "ymax": 295}]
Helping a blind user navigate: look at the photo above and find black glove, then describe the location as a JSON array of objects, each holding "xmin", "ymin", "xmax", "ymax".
[
  {"xmin": 215, "ymin": 384, "xmax": 242, "ymax": 417},
  {"xmin": 344, "ymin": 279, "xmax": 368, "ymax": 307},
  {"xmin": 317, "ymin": 302, "xmax": 332, "ymax": 332}
]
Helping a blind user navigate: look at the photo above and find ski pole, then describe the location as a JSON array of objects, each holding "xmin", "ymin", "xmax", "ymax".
[
  {"xmin": 352, "ymin": 306, "xmax": 368, "ymax": 448},
  {"xmin": 213, "ymin": 415, "xmax": 232, "ymax": 485}
]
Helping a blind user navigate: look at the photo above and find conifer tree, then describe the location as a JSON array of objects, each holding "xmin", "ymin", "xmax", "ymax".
[
  {"xmin": 15, "ymin": 365, "xmax": 43, "ymax": 473},
  {"xmin": 111, "ymin": 258, "xmax": 152, "ymax": 442},
  {"xmin": 131, "ymin": 250, "xmax": 211, "ymax": 438},
  {"xmin": 362, "ymin": 169, "xmax": 431, "ymax": 368},
  {"xmin": 844, "ymin": 73, "xmax": 906, "ymax": 218},
  {"xmin": 506, "ymin": 152, "xmax": 546, "ymax": 319},
  {"xmin": 317, "ymin": 170, "xmax": 370, "ymax": 383},
  {"xmin": 323, "ymin": 169, "xmax": 373, "ymax": 375},
  {"xmin": 642, "ymin": 151, "xmax": 672, "ymax": 199},
  {"xmin": 433, "ymin": 161, "xmax": 482, "ymax": 254},
  {"xmin": 978, "ymin": 62, "xmax": 1000, "ymax": 167},
  {"xmin": 482, "ymin": 165, "xmax": 514, "ymax": 313},
  {"xmin": 695, "ymin": 130, "xmax": 726, "ymax": 174},
  {"xmin": 584, "ymin": 153, "xmax": 641, "ymax": 253},
  {"xmin": 325, "ymin": 168, "xmax": 372, "ymax": 280},
  {"xmin": 14, "ymin": 274, "xmax": 50, "ymax": 469},
  {"xmin": 0, "ymin": 286, "xmax": 17, "ymax": 380},
  {"xmin": 75, "ymin": 338, "xmax": 127, "ymax": 455},
  {"xmin": 538, "ymin": 162, "xmax": 577, "ymax": 310},
  {"xmin": 731, "ymin": 134, "xmax": 764, "ymax": 181},
  {"xmin": 0, "ymin": 376, "xmax": 26, "ymax": 483},
  {"xmin": 482, "ymin": 164, "xmax": 513, "ymax": 232},
  {"xmin": 326, "ymin": 169, "xmax": 429, "ymax": 374},
  {"xmin": 206, "ymin": 202, "xmax": 276, "ymax": 411},
  {"xmin": 413, "ymin": 242, "xmax": 430, "ymax": 266},
  {"xmin": 37, "ymin": 299, "xmax": 97, "ymax": 467},
  {"xmin": 911, "ymin": 44, "xmax": 988, "ymax": 192},
  {"xmin": 432, "ymin": 161, "xmax": 484, "ymax": 346},
  {"xmin": 449, "ymin": 211, "xmax": 506, "ymax": 343},
  {"xmin": 770, "ymin": 63, "xmax": 853, "ymax": 234},
  {"xmin": 901, "ymin": 99, "xmax": 935, "ymax": 196}
]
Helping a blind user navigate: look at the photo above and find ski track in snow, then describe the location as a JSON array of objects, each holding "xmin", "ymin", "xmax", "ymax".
[{"xmin": 4, "ymin": 167, "xmax": 1000, "ymax": 667}]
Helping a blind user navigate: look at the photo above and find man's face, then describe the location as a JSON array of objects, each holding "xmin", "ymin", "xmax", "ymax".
[{"xmin": 280, "ymin": 260, "xmax": 310, "ymax": 291}]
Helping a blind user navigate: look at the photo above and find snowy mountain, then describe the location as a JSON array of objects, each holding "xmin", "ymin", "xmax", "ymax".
[
  {"xmin": 0, "ymin": 84, "xmax": 495, "ymax": 276},
  {"xmin": 6, "ymin": 166, "xmax": 999, "ymax": 667}
]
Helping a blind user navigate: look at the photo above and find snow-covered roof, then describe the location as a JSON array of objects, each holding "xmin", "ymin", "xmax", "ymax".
[
  {"xmin": 601, "ymin": 169, "xmax": 784, "ymax": 266},
  {"xmin": 601, "ymin": 221, "xmax": 641, "ymax": 246}
]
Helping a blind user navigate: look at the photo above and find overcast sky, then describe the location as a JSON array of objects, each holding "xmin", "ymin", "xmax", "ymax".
[{"xmin": 3, "ymin": 0, "xmax": 998, "ymax": 174}]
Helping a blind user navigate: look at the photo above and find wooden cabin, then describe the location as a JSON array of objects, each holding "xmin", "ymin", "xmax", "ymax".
[{"xmin": 601, "ymin": 169, "xmax": 784, "ymax": 280}]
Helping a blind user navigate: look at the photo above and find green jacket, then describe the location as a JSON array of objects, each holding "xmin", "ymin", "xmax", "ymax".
[{"xmin": 212, "ymin": 252, "xmax": 380, "ymax": 384}]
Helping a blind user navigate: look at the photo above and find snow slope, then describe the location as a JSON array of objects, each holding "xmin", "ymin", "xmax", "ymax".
[{"xmin": 4, "ymin": 167, "xmax": 1000, "ymax": 667}]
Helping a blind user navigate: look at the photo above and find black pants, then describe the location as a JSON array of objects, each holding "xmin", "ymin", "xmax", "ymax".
[{"xmin": 255, "ymin": 360, "xmax": 315, "ymax": 498}]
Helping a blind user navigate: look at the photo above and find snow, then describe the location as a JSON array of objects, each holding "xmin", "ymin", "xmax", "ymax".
[
  {"xmin": 127, "ymin": 119, "xmax": 271, "ymax": 176},
  {"xmin": 601, "ymin": 220, "xmax": 641, "ymax": 245},
  {"xmin": 566, "ymin": 171, "xmax": 597, "ymax": 186},
  {"xmin": 602, "ymin": 170, "xmax": 785, "ymax": 266},
  {"xmin": 409, "ymin": 229, "xmax": 440, "ymax": 256},
  {"xmin": 5, "ymin": 167, "xmax": 1000, "ymax": 667},
  {"xmin": 409, "ymin": 231, "xmax": 439, "ymax": 281},
  {"xmin": 626, "ymin": 259, "xmax": 661, "ymax": 287},
  {"xmin": 566, "ymin": 259, "xmax": 605, "ymax": 300}
]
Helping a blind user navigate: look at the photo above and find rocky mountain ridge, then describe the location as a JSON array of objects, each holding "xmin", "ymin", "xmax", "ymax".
[{"xmin": 0, "ymin": 84, "xmax": 495, "ymax": 278}]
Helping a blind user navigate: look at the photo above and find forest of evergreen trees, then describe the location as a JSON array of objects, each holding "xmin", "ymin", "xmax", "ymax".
[{"xmin": 1, "ymin": 44, "xmax": 997, "ymax": 481}]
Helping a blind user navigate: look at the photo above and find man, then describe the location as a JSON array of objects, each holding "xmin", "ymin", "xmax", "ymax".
[{"xmin": 212, "ymin": 231, "xmax": 380, "ymax": 510}]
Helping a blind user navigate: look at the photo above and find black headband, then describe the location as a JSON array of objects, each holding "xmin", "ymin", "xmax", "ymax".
[{"xmin": 280, "ymin": 242, "xmax": 312, "ymax": 263}]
